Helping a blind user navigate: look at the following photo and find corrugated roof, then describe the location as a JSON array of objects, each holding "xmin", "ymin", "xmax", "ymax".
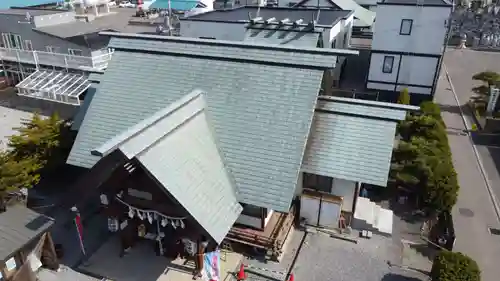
[
  {"xmin": 0, "ymin": 205, "xmax": 54, "ymax": 260},
  {"xmin": 244, "ymin": 24, "xmax": 321, "ymax": 47},
  {"xmin": 182, "ymin": 6, "xmax": 352, "ymax": 27},
  {"xmin": 67, "ymin": 34, "xmax": 342, "ymax": 212},
  {"xmin": 93, "ymin": 90, "xmax": 242, "ymax": 243},
  {"xmin": 301, "ymin": 98, "xmax": 411, "ymax": 187}
]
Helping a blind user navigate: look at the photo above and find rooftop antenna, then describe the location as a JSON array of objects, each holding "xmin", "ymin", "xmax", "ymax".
[
  {"xmin": 315, "ymin": 8, "xmax": 321, "ymax": 23},
  {"xmin": 165, "ymin": 0, "xmax": 173, "ymax": 35},
  {"xmin": 256, "ymin": 6, "xmax": 261, "ymax": 17}
]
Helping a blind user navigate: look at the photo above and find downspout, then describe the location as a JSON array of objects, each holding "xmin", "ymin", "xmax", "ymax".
[{"xmin": 431, "ymin": 4, "xmax": 454, "ymax": 97}]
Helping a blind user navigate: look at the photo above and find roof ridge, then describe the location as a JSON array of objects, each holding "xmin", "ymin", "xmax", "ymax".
[
  {"xmin": 92, "ymin": 89, "xmax": 206, "ymax": 158},
  {"xmin": 100, "ymin": 31, "xmax": 358, "ymax": 57},
  {"xmin": 318, "ymin": 95, "xmax": 419, "ymax": 111}
]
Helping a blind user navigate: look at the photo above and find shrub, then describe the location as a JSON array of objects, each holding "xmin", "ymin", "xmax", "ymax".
[{"xmin": 431, "ymin": 251, "xmax": 480, "ymax": 281}]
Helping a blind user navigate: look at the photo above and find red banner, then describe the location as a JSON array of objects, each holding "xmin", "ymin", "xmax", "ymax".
[{"xmin": 74, "ymin": 213, "xmax": 86, "ymax": 256}]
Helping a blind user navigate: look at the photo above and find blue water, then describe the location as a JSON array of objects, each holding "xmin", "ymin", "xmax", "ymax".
[
  {"xmin": 150, "ymin": 0, "xmax": 199, "ymax": 10},
  {"xmin": 0, "ymin": 0, "xmax": 61, "ymax": 9}
]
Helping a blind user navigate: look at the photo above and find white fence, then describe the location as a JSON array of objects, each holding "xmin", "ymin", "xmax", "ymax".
[{"xmin": 0, "ymin": 47, "xmax": 113, "ymax": 70}]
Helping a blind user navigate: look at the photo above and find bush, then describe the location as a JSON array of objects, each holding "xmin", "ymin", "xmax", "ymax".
[
  {"xmin": 391, "ymin": 102, "xmax": 459, "ymax": 214},
  {"xmin": 431, "ymin": 251, "xmax": 480, "ymax": 281}
]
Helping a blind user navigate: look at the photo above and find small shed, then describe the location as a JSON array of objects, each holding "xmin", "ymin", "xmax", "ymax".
[{"xmin": 0, "ymin": 205, "xmax": 56, "ymax": 281}]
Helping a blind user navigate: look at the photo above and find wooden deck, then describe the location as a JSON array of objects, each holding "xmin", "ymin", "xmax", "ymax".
[{"xmin": 225, "ymin": 205, "xmax": 296, "ymax": 259}]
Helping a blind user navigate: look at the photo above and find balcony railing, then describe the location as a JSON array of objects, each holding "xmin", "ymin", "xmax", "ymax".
[{"xmin": 0, "ymin": 47, "xmax": 113, "ymax": 71}]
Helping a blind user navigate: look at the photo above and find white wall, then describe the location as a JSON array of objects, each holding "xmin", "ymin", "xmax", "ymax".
[
  {"xmin": 371, "ymin": 5, "xmax": 451, "ymax": 55},
  {"xmin": 331, "ymin": 178, "xmax": 356, "ymax": 212},
  {"xmin": 180, "ymin": 21, "xmax": 246, "ymax": 41},
  {"xmin": 325, "ymin": 14, "xmax": 354, "ymax": 49},
  {"xmin": 367, "ymin": 4, "xmax": 451, "ymax": 95}
]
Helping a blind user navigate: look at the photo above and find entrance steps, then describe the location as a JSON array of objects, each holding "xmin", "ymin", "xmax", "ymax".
[{"xmin": 352, "ymin": 197, "xmax": 393, "ymax": 236}]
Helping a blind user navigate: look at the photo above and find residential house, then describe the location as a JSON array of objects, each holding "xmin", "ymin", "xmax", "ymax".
[
  {"xmin": 151, "ymin": 0, "xmax": 215, "ymax": 16},
  {"xmin": 180, "ymin": 6, "xmax": 354, "ymax": 49},
  {"xmin": 365, "ymin": 0, "xmax": 453, "ymax": 104},
  {"xmin": 0, "ymin": 4, "xmax": 159, "ymax": 105},
  {"xmin": 0, "ymin": 205, "xmax": 57, "ymax": 281},
  {"xmin": 63, "ymin": 32, "xmax": 417, "ymax": 260}
]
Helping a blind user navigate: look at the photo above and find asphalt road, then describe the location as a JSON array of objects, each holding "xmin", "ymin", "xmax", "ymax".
[{"xmin": 436, "ymin": 52, "xmax": 500, "ymax": 281}]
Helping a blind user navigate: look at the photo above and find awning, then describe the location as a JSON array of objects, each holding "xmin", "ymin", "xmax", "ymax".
[
  {"xmin": 16, "ymin": 70, "xmax": 91, "ymax": 106},
  {"xmin": 302, "ymin": 98, "xmax": 404, "ymax": 187},
  {"xmin": 92, "ymin": 90, "xmax": 242, "ymax": 244}
]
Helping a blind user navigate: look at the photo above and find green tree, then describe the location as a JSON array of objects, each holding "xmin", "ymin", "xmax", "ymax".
[
  {"xmin": 431, "ymin": 251, "xmax": 480, "ymax": 281},
  {"xmin": 0, "ymin": 151, "xmax": 42, "ymax": 210},
  {"xmin": 8, "ymin": 112, "xmax": 72, "ymax": 172},
  {"xmin": 420, "ymin": 101, "xmax": 443, "ymax": 121},
  {"xmin": 398, "ymin": 88, "xmax": 411, "ymax": 105}
]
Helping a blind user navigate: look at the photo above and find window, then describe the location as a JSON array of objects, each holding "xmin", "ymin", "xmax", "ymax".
[
  {"xmin": 343, "ymin": 31, "xmax": 349, "ymax": 47},
  {"xmin": 331, "ymin": 39, "xmax": 336, "ymax": 48},
  {"xmin": 382, "ymin": 56, "xmax": 394, "ymax": 73},
  {"xmin": 24, "ymin": 40, "xmax": 33, "ymax": 51},
  {"xmin": 1, "ymin": 33, "xmax": 22, "ymax": 49},
  {"xmin": 303, "ymin": 173, "xmax": 332, "ymax": 193},
  {"xmin": 68, "ymin": 48, "xmax": 83, "ymax": 56},
  {"xmin": 399, "ymin": 19, "xmax": 413, "ymax": 35},
  {"xmin": 241, "ymin": 204, "xmax": 262, "ymax": 218},
  {"xmin": 199, "ymin": 37, "xmax": 216, "ymax": 40},
  {"xmin": 46, "ymin": 46, "xmax": 60, "ymax": 53}
]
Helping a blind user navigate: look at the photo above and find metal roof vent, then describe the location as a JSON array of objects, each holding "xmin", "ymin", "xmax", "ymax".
[{"xmin": 293, "ymin": 19, "xmax": 304, "ymax": 26}]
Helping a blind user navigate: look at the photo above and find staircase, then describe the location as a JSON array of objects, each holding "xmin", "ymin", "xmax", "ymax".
[{"xmin": 352, "ymin": 197, "xmax": 393, "ymax": 236}]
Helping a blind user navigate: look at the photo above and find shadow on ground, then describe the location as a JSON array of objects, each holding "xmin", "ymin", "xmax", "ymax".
[
  {"xmin": 0, "ymin": 87, "xmax": 77, "ymax": 119},
  {"xmin": 381, "ymin": 273, "xmax": 423, "ymax": 281},
  {"xmin": 438, "ymin": 103, "xmax": 472, "ymax": 116},
  {"xmin": 409, "ymin": 243, "xmax": 438, "ymax": 262}
]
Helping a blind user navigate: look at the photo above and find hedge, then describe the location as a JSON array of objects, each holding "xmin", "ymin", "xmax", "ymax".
[{"xmin": 431, "ymin": 251, "xmax": 481, "ymax": 281}]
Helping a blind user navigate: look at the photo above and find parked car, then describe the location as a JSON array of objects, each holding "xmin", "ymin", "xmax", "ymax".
[
  {"xmin": 108, "ymin": 0, "xmax": 117, "ymax": 6},
  {"xmin": 118, "ymin": 1, "xmax": 136, "ymax": 8}
]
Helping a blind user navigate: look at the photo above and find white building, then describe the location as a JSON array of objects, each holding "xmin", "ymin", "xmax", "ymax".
[
  {"xmin": 366, "ymin": 0, "xmax": 453, "ymax": 103},
  {"xmin": 180, "ymin": 6, "xmax": 355, "ymax": 49}
]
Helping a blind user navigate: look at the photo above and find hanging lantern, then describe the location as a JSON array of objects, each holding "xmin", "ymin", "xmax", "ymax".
[
  {"xmin": 128, "ymin": 207, "xmax": 135, "ymax": 218},
  {"xmin": 137, "ymin": 210, "xmax": 144, "ymax": 220},
  {"xmin": 153, "ymin": 213, "xmax": 159, "ymax": 220},
  {"xmin": 161, "ymin": 218, "xmax": 168, "ymax": 227},
  {"xmin": 179, "ymin": 220, "xmax": 185, "ymax": 229},
  {"xmin": 147, "ymin": 212, "xmax": 153, "ymax": 224},
  {"xmin": 171, "ymin": 219, "xmax": 177, "ymax": 229}
]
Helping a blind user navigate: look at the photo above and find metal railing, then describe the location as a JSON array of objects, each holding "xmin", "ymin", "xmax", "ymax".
[{"xmin": 0, "ymin": 47, "xmax": 113, "ymax": 70}]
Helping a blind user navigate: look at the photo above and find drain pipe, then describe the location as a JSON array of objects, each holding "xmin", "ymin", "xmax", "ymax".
[{"xmin": 284, "ymin": 231, "xmax": 308, "ymax": 281}]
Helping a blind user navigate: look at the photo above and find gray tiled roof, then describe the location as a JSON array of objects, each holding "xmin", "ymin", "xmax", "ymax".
[
  {"xmin": 67, "ymin": 34, "xmax": 346, "ymax": 212},
  {"xmin": 93, "ymin": 90, "xmax": 242, "ymax": 243},
  {"xmin": 244, "ymin": 24, "xmax": 321, "ymax": 47},
  {"xmin": 302, "ymin": 98, "xmax": 404, "ymax": 187},
  {"xmin": 0, "ymin": 205, "xmax": 54, "ymax": 260}
]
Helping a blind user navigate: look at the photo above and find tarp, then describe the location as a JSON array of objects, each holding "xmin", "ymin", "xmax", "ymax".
[{"xmin": 202, "ymin": 250, "xmax": 221, "ymax": 281}]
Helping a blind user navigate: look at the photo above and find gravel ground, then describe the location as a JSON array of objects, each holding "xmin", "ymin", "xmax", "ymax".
[{"xmin": 291, "ymin": 233, "xmax": 425, "ymax": 281}]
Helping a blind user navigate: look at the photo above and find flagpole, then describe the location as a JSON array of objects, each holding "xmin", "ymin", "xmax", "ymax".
[{"xmin": 71, "ymin": 206, "xmax": 86, "ymax": 257}]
